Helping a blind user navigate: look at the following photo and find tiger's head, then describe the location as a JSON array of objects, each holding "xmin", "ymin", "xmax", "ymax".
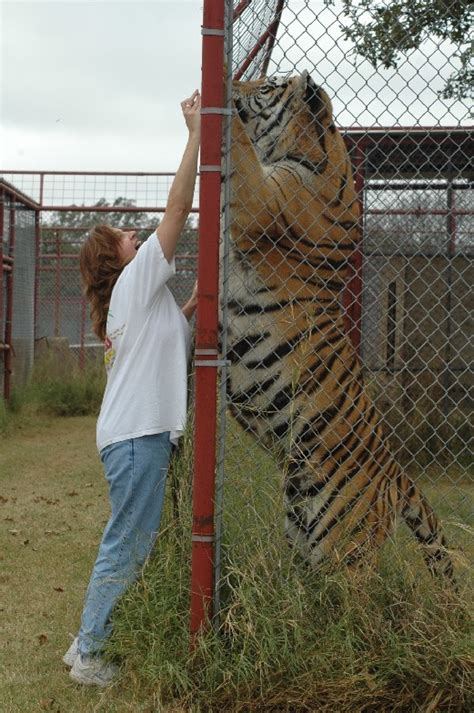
[{"xmin": 233, "ymin": 71, "xmax": 335, "ymax": 174}]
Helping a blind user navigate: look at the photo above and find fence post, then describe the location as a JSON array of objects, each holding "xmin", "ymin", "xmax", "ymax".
[
  {"xmin": 343, "ymin": 138, "xmax": 365, "ymax": 354},
  {"xmin": 190, "ymin": 0, "xmax": 225, "ymax": 638},
  {"xmin": 4, "ymin": 204, "xmax": 16, "ymax": 401}
]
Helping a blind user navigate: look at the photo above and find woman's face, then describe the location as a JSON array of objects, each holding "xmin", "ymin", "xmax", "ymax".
[{"xmin": 116, "ymin": 229, "xmax": 139, "ymax": 264}]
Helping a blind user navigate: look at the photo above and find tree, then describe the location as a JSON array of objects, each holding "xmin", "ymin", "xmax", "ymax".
[
  {"xmin": 41, "ymin": 197, "xmax": 158, "ymax": 253},
  {"xmin": 327, "ymin": 0, "xmax": 472, "ymax": 100}
]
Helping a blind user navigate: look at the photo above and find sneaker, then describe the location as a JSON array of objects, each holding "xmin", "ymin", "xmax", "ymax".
[
  {"xmin": 62, "ymin": 636, "xmax": 79, "ymax": 668},
  {"xmin": 70, "ymin": 655, "xmax": 118, "ymax": 687}
]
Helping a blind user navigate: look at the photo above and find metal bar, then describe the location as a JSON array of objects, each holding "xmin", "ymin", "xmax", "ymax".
[
  {"xmin": 214, "ymin": 6, "xmax": 234, "ymax": 624},
  {"xmin": 38, "ymin": 225, "xmax": 188, "ymax": 232},
  {"xmin": 366, "ymin": 182, "xmax": 471, "ymax": 190},
  {"xmin": 386, "ymin": 281, "xmax": 397, "ymax": 370},
  {"xmin": 1, "ymin": 170, "xmax": 185, "ymax": 176},
  {"xmin": 38, "ymin": 252, "xmax": 198, "ymax": 261},
  {"xmin": 38, "ymin": 205, "xmax": 199, "ymax": 213},
  {"xmin": 33, "ymin": 211, "xmax": 41, "ymax": 342},
  {"xmin": 195, "ymin": 348, "xmax": 219, "ymax": 355},
  {"xmin": 340, "ymin": 126, "xmax": 473, "ymax": 134},
  {"xmin": 442, "ymin": 183, "xmax": 457, "ymax": 410},
  {"xmin": 0, "ymin": 188, "xmax": 4, "ymax": 398},
  {"xmin": 4, "ymin": 203, "xmax": 15, "ymax": 401},
  {"xmin": 234, "ymin": 25, "xmax": 273, "ymax": 80},
  {"xmin": 79, "ymin": 296, "xmax": 86, "ymax": 371},
  {"xmin": 343, "ymin": 140, "xmax": 365, "ymax": 354},
  {"xmin": 0, "ymin": 183, "xmax": 40, "ymax": 210},
  {"xmin": 368, "ymin": 208, "xmax": 472, "ymax": 217},
  {"xmin": 54, "ymin": 230, "xmax": 61, "ymax": 338},
  {"xmin": 202, "ymin": 28, "xmax": 225, "ymax": 36},
  {"xmin": 190, "ymin": 0, "xmax": 225, "ymax": 640},
  {"xmin": 361, "ymin": 365, "xmax": 472, "ymax": 374},
  {"xmin": 39, "ymin": 173, "xmax": 44, "ymax": 207},
  {"xmin": 232, "ymin": 0, "xmax": 253, "ymax": 19},
  {"xmin": 260, "ymin": 0, "xmax": 286, "ymax": 77},
  {"xmin": 194, "ymin": 359, "xmax": 230, "ymax": 367}
]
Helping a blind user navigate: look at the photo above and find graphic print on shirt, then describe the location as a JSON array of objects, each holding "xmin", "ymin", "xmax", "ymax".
[{"xmin": 104, "ymin": 323, "xmax": 125, "ymax": 372}]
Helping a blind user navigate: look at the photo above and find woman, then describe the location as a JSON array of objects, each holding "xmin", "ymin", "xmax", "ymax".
[{"xmin": 64, "ymin": 90, "xmax": 201, "ymax": 687}]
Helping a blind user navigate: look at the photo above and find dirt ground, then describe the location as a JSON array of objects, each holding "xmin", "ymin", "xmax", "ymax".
[{"xmin": 0, "ymin": 414, "xmax": 165, "ymax": 713}]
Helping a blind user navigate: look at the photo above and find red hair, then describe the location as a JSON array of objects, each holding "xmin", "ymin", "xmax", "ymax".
[{"xmin": 79, "ymin": 224, "xmax": 124, "ymax": 341}]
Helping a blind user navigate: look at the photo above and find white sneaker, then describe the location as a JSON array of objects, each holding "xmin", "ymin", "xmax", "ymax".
[
  {"xmin": 69, "ymin": 655, "xmax": 118, "ymax": 687},
  {"xmin": 62, "ymin": 636, "xmax": 79, "ymax": 667}
]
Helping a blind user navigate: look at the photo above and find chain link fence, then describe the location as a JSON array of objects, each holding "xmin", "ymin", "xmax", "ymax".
[
  {"xmin": 212, "ymin": 0, "xmax": 473, "ymax": 613},
  {"xmin": 0, "ymin": 172, "xmax": 199, "ymax": 371},
  {"xmin": 0, "ymin": 0, "xmax": 472, "ymax": 615}
]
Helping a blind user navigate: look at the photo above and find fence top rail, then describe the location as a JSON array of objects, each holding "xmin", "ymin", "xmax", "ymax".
[
  {"xmin": 38, "ymin": 205, "xmax": 199, "ymax": 214},
  {"xmin": 0, "ymin": 178, "xmax": 41, "ymax": 210},
  {"xmin": 0, "ymin": 170, "xmax": 180, "ymax": 177},
  {"xmin": 343, "ymin": 126, "xmax": 473, "ymax": 135}
]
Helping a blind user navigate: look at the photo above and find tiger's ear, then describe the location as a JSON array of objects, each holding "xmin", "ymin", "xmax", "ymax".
[
  {"xmin": 302, "ymin": 72, "xmax": 325, "ymax": 116},
  {"xmin": 302, "ymin": 72, "xmax": 332, "ymax": 119}
]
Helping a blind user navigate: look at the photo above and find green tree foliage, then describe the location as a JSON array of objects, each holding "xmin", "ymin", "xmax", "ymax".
[
  {"xmin": 327, "ymin": 0, "xmax": 473, "ymax": 100},
  {"xmin": 42, "ymin": 197, "xmax": 198, "ymax": 254},
  {"xmin": 41, "ymin": 197, "xmax": 158, "ymax": 254}
]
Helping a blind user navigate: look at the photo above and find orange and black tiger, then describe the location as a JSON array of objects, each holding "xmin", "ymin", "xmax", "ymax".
[{"xmin": 226, "ymin": 71, "xmax": 454, "ymax": 581}]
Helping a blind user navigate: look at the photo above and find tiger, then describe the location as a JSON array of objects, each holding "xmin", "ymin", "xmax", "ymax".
[{"xmin": 225, "ymin": 70, "xmax": 454, "ymax": 581}]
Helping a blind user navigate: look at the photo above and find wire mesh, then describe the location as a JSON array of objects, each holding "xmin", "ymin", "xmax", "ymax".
[
  {"xmin": 216, "ymin": 0, "xmax": 473, "ymax": 609},
  {"xmin": 232, "ymin": 0, "xmax": 284, "ymax": 80},
  {"xmin": 0, "ymin": 173, "xmax": 199, "ymax": 368},
  {"xmin": 0, "ymin": 184, "xmax": 37, "ymax": 396}
]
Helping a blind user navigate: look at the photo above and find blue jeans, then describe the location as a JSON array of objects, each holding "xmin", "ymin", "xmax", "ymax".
[{"xmin": 77, "ymin": 432, "xmax": 172, "ymax": 657}]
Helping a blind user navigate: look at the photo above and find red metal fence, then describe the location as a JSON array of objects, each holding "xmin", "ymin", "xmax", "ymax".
[{"xmin": 0, "ymin": 172, "xmax": 199, "ymax": 384}]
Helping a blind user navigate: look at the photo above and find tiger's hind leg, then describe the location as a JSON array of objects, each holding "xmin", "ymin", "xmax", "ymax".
[{"xmin": 398, "ymin": 473, "xmax": 455, "ymax": 583}]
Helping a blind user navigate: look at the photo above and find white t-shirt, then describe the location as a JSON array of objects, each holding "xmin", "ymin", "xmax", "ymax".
[{"xmin": 96, "ymin": 233, "xmax": 191, "ymax": 452}]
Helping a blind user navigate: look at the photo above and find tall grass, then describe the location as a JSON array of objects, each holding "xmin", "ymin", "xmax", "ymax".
[
  {"xmin": 107, "ymin": 422, "xmax": 473, "ymax": 712},
  {"xmin": 5, "ymin": 352, "xmax": 105, "ymax": 423}
]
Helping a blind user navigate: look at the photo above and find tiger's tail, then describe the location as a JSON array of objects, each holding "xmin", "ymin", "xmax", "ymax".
[{"xmin": 398, "ymin": 473, "xmax": 455, "ymax": 582}]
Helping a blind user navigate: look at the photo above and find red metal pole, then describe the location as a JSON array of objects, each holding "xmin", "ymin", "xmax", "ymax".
[
  {"xmin": 190, "ymin": 0, "xmax": 225, "ymax": 638},
  {"xmin": 39, "ymin": 172, "xmax": 44, "ymax": 207},
  {"xmin": 0, "ymin": 189, "xmax": 4, "ymax": 399}
]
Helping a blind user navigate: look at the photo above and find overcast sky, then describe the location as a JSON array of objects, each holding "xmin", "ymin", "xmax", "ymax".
[
  {"xmin": 1, "ymin": 0, "xmax": 203, "ymax": 171},
  {"xmin": 1, "ymin": 0, "xmax": 470, "ymax": 173}
]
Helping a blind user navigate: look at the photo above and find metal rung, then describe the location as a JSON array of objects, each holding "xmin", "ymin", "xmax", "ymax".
[
  {"xmin": 201, "ymin": 28, "xmax": 225, "ymax": 36},
  {"xmin": 195, "ymin": 348, "xmax": 219, "ymax": 356},
  {"xmin": 201, "ymin": 107, "xmax": 235, "ymax": 116},
  {"xmin": 195, "ymin": 359, "xmax": 231, "ymax": 368},
  {"xmin": 191, "ymin": 533, "xmax": 215, "ymax": 543},
  {"xmin": 199, "ymin": 165, "xmax": 222, "ymax": 173}
]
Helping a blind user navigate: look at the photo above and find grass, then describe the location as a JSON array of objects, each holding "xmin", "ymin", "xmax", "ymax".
[
  {"xmin": 6, "ymin": 352, "xmax": 106, "ymax": 421},
  {"xmin": 106, "ymin": 423, "xmax": 473, "ymax": 712},
  {"xmin": 1, "ymin": 374, "xmax": 472, "ymax": 711},
  {"xmin": 0, "ymin": 414, "xmax": 140, "ymax": 711}
]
